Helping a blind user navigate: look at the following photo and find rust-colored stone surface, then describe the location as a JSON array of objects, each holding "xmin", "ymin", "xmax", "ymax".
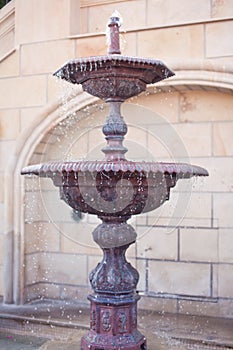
[{"xmin": 21, "ymin": 13, "xmax": 208, "ymax": 350}]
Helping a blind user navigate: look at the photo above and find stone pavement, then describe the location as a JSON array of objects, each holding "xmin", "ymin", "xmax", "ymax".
[
  {"xmin": 0, "ymin": 331, "xmax": 47, "ymax": 350},
  {"xmin": 0, "ymin": 300, "xmax": 232, "ymax": 349}
]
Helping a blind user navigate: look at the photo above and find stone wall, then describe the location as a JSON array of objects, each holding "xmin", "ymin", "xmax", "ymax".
[{"xmin": 0, "ymin": 0, "xmax": 232, "ymax": 317}]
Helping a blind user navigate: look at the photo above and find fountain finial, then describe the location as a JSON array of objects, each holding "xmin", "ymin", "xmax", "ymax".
[{"xmin": 107, "ymin": 11, "xmax": 122, "ymax": 55}]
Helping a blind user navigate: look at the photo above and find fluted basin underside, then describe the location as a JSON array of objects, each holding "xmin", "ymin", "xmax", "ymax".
[{"xmin": 21, "ymin": 160, "xmax": 208, "ymax": 218}]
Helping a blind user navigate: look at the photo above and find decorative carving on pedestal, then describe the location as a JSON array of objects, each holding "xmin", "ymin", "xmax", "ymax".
[
  {"xmin": 131, "ymin": 305, "xmax": 137, "ymax": 328},
  {"xmin": 101, "ymin": 310, "xmax": 112, "ymax": 332},
  {"xmin": 90, "ymin": 309, "xmax": 96, "ymax": 331},
  {"xmin": 89, "ymin": 247, "xmax": 139, "ymax": 294},
  {"xmin": 90, "ymin": 220, "xmax": 139, "ymax": 294},
  {"xmin": 82, "ymin": 294, "xmax": 146, "ymax": 350},
  {"xmin": 118, "ymin": 310, "xmax": 127, "ymax": 333}
]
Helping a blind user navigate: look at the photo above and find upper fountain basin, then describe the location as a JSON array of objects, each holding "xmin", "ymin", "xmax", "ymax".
[
  {"xmin": 53, "ymin": 55, "xmax": 175, "ymax": 101},
  {"xmin": 21, "ymin": 160, "xmax": 208, "ymax": 218}
]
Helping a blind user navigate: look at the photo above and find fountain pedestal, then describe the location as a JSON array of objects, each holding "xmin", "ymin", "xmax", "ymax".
[
  {"xmin": 81, "ymin": 295, "xmax": 146, "ymax": 350},
  {"xmin": 81, "ymin": 219, "xmax": 146, "ymax": 350}
]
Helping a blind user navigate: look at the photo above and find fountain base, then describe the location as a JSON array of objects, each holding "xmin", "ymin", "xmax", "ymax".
[
  {"xmin": 81, "ymin": 294, "xmax": 147, "ymax": 350},
  {"xmin": 81, "ymin": 220, "xmax": 147, "ymax": 349}
]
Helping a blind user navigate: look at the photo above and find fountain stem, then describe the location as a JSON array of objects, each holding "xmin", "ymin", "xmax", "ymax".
[{"xmin": 102, "ymin": 101, "xmax": 128, "ymax": 161}]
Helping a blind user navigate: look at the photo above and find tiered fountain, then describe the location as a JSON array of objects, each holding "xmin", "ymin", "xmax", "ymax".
[{"xmin": 21, "ymin": 14, "xmax": 208, "ymax": 350}]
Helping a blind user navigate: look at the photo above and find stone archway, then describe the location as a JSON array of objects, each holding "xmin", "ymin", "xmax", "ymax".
[
  {"xmin": 3, "ymin": 65, "xmax": 233, "ymax": 305},
  {"xmin": 3, "ymin": 88, "xmax": 96, "ymax": 304}
]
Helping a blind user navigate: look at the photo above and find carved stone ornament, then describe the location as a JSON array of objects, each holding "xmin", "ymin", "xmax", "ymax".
[
  {"xmin": 101, "ymin": 310, "xmax": 112, "ymax": 332},
  {"xmin": 118, "ymin": 310, "xmax": 128, "ymax": 333},
  {"xmin": 90, "ymin": 309, "xmax": 96, "ymax": 331},
  {"xmin": 89, "ymin": 243, "xmax": 139, "ymax": 294},
  {"xmin": 82, "ymin": 76, "xmax": 147, "ymax": 101}
]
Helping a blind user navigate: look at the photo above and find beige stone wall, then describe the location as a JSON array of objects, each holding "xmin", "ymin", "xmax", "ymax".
[{"xmin": 0, "ymin": 0, "xmax": 232, "ymax": 317}]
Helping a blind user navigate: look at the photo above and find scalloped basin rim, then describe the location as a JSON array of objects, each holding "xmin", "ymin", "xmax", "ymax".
[
  {"xmin": 53, "ymin": 54, "xmax": 175, "ymax": 83},
  {"xmin": 21, "ymin": 160, "xmax": 208, "ymax": 178},
  {"xmin": 54, "ymin": 54, "xmax": 175, "ymax": 70}
]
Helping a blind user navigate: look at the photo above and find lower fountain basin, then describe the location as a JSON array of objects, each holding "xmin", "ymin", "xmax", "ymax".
[{"xmin": 21, "ymin": 160, "xmax": 208, "ymax": 218}]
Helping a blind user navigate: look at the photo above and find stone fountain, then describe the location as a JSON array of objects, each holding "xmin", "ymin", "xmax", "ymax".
[{"xmin": 21, "ymin": 14, "xmax": 208, "ymax": 350}]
